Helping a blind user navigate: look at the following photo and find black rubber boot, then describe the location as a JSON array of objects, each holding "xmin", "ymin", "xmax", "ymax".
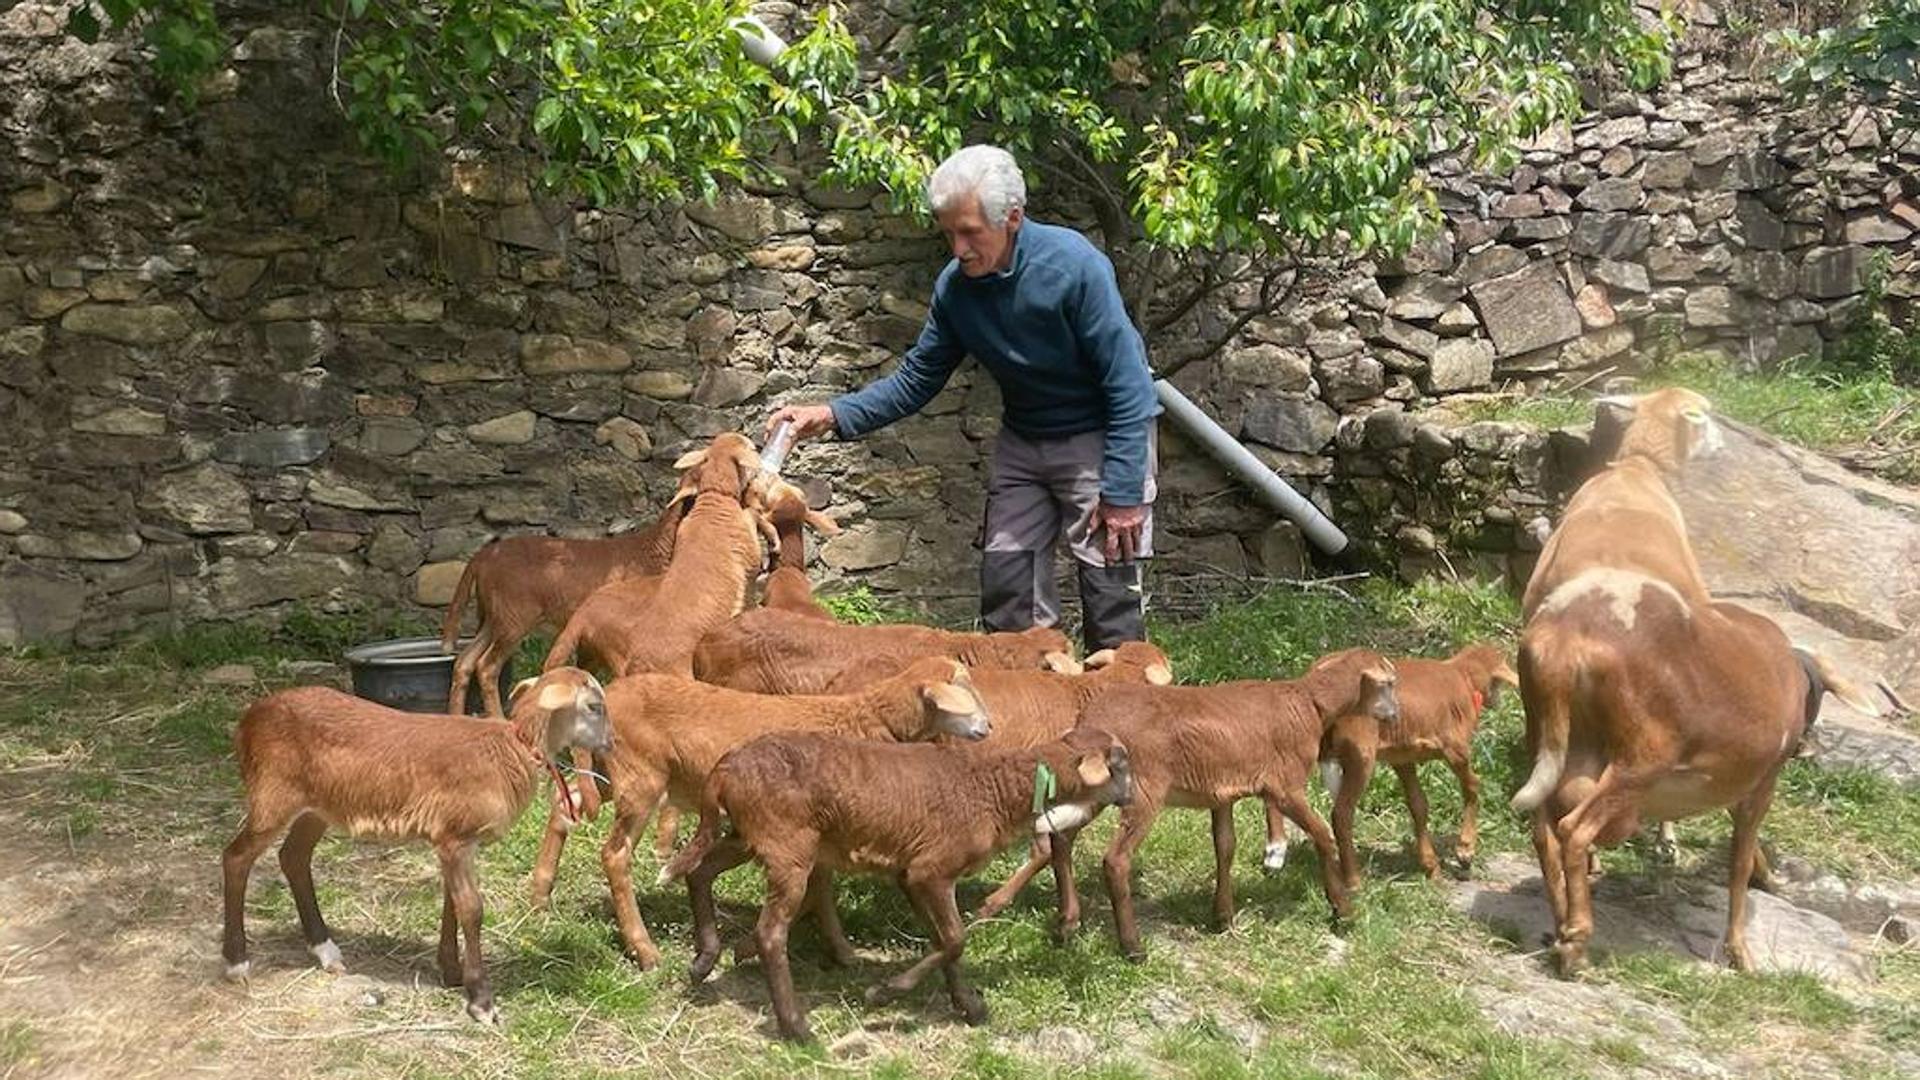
[
  {"xmin": 981, "ymin": 550, "xmax": 1060, "ymax": 632},
  {"xmin": 1077, "ymin": 561, "xmax": 1146, "ymax": 652}
]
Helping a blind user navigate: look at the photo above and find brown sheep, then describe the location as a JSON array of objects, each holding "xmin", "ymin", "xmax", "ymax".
[
  {"xmin": 760, "ymin": 478, "xmax": 840, "ymax": 619},
  {"xmin": 530, "ymin": 656, "xmax": 993, "ymax": 968},
  {"xmin": 439, "ymin": 488, "xmax": 691, "ymax": 717},
  {"xmin": 1052, "ymin": 648, "xmax": 1400, "ymax": 958},
  {"xmin": 694, "ymin": 607, "xmax": 1080, "ymax": 694},
  {"xmin": 962, "ymin": 642, "xmax": 1175, "ymax": 920},
  {"xmin": 1269, "ymin": 643, "xmax": 1518, "ymax": 888},
  {"xmin": 221, "ymin": 668, "xmax": 610, "ymax": 1023},
  {"xmin": 541, "ymin": 432, "xmax": 775, "ymax": 680},
  {"xmin": 660, "ymin": 727, "xmax": 1136, "ymax": 1041},
  {"xmin": 1513, "ymin": 389, "xmax": 1876, "ymax": 975}
]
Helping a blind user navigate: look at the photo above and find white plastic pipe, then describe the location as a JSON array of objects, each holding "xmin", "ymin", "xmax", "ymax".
[
  {"xmin": 1156, "ymin": 380, "xmax": 1349, "ymax": 555},
  {"xmin": 731, "ymin": 15, "xmax": 789, "ymax": 67}
]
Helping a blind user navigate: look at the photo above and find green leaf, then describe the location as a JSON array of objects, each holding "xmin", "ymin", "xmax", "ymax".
[{"xmin": 66, "ymin": 6, "xmax": 101, "ymax": 43}]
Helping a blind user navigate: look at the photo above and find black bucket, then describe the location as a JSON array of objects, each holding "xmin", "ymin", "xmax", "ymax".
[{"xmin": 344, "ymin": 637, "xmax": 512, "ymax": 715}]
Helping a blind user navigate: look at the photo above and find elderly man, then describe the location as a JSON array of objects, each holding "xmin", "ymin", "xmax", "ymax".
[{"xmin": 767, "ymin": 145, "xmax": 1160, "ymax": 650}]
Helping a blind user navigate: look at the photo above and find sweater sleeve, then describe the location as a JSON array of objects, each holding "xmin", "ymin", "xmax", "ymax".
[
  {"xmin": 1071, "ymin": 251, "xmax": 1160, "ymax": 505},
  {"xmin": 827, "ymin": 290, "xmax": 966, "ymax": 439}
]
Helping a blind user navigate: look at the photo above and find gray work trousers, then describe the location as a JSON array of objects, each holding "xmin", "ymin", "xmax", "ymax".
[{"xmin": 980, "ymin": 425, "xmax": 1157, "ymax": 652}]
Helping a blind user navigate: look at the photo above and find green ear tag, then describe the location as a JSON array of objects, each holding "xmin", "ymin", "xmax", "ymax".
[{"xmin": 1032, "ymin": 762, "xmax": 1057, "ymax": 815}]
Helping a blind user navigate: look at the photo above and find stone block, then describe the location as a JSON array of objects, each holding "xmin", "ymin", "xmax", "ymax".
[
  {"xmin": 1468, "ymin": 260, "xmax": 1583, "ymax": 359},
  {"xmin": 60, "ymin": 303, "xmax": 191, "ymax": 345},
  {"xmin": 466, "ymin": 410, "xmax": 538, "ymax": 445},
  {"xmin": 520, "ymin": 335, "xmax": 632, "ymax": 375},
  {"xmin": 1426, "ymin": 338, "xmax": 1496, "ymax": 392},
  {"xmin": 146, "ymin": 464, "xmax": 253, "ymax": 535},
  {"xmin": 1243, "ymin": 396, "xmax": 1338, "ymax": 454},
  {"xmin": 214, "ymin": 428, "xmax": 330, "ymax": 468}
]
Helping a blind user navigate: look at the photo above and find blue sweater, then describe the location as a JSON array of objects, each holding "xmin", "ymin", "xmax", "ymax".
[{"xmin": 828, "ymin": 220, "xmax": 1161, "ymax": 505}]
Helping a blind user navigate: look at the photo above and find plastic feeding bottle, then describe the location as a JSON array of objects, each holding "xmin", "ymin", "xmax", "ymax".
[{"xmin": 760, "ymin": 417, "xmax": 797, "ymax": 476}]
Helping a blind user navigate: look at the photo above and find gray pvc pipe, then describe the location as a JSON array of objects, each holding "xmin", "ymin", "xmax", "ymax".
[
  {"xmin": 1155, "ymin": 380, "xmax": 1349, "ymax": 555},
  {"xmin": 729, "ymin": 23, "xmax": 1349, "ymax": 556}
]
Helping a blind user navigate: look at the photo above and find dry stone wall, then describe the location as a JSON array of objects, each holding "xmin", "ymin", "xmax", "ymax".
[{"xmin": 0, "ymin": 0, "xmax": 1913, "ymax": 644}]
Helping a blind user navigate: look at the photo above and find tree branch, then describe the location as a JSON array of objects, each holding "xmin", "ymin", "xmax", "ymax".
[
  {"xmin": 1152, "ymin": 255, "xmax": 1299, "ymax": 381},
  {"xmin": 1147, "ymin": 261, "xmax": 1217, "ymax": 332}
]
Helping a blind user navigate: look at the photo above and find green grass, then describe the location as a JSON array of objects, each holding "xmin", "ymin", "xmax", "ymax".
[
  {"xmin": 1455, "ymin": 350, "xmax": 1920, "ymax": 483},
  {"xmin": 1605, "ymin": 953, "xmax": 1860, "ymax": 1045},
  {"xmin": 1450, "ymin": 395, "xmax": 1594, "ymax": 430},
  {"xmin": 1645, "ymin": 353, "xmax": 1920, "ymax": 482},
  {"xmin": 0, "ymin": 1019, "xmax": 36, "ymax": 1068},
  {"xmin": 817, "ymin": 585, "xmax": 920, "ymax": 626}
]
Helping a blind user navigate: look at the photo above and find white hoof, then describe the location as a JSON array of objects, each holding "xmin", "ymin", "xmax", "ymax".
[
  {"xmin": 224, "ymin": 960, "xmax": 251, "ymax": 982},
  {"xmin": 1263, "ymin": 841, "xmax": 1290, "ymax": 873},
  {"xmin": 311, "ymin": 939, "xmax": 346, "ymax": 974},
  {"xmin": 467, "ymin": 1001, "xmax": 500, "ymax": 1025}
]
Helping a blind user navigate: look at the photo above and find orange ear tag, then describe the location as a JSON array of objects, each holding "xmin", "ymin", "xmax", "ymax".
[{"xmin": 1472, "ymin": 690, "xmax": 1485, "ymax": 712}]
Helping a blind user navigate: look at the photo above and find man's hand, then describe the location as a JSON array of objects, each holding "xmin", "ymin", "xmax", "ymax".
[
  {"xmin": 765, "ymin": 404, "xmax": 838, "ymax": 443},
  {"xmin": 1092, "ymin": 501, "xmax": 1147, "ymax": 565}
]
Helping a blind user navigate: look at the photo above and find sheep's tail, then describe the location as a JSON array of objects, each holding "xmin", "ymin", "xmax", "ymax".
[
  {"xmin": 1510, "ymin": 628, "xmax": 1595, "ymax": 814},
  {"xmin": 658, "ymin": 773, "xmax": 727, "ymax": 885},
  {"xmin": 1795, "ymin": 648, "xmax": 1882, "ymax": 718},
  {"xmin": 438, "ymin": 557, "xmax": 481, "ymax": 653}
]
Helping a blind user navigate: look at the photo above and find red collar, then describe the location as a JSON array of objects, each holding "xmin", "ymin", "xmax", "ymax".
[{"xmin": 532, "ymin": 746, "xmax": 579, "ymax": 823}]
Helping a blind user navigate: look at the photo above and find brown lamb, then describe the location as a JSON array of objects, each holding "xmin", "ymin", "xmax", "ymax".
[
  {"xmin": 962, "ymin": 642, "xmax": 1175, "ymax": 920},
  {"xmin": 541, "ymin": 432, "xmax": 775, "ymax": 680},
  {"xmin": 660, "ymin": 727, "xmax": 1136, "ymax": 1042},
  {"xmin": 693, "ymin": 606, "xmax": 1080, "ymax": 694},
  {"xmin": 1050, "ymin": 648, "xmax": 1400, "ymax": 959},
  {"xmin": 1272, "ymin": 643, "xmax": 1518, "ymax": 888},
  {"xmin": 760, "ymin": 478, "xmax": 841, "ymax": 620},
  {"xmin": 526, "ymin": 432, "xmax": 774, "ymax": 861},
  {"xmin": 221, "ymin": 667, "xmax": 610, "ymax": 1023},
  {"xmin": 439, "ymin": 479, "xmax": 694, "ymax": 716},
  {"xmin": 529, "ymin": 656, "xmax": 993, "ymax": 968}
]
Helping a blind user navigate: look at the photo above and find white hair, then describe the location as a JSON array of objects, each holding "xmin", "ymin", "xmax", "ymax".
[{"xmin": 927, "ymin": 145, "xmax": 1027, "ymax": 226}]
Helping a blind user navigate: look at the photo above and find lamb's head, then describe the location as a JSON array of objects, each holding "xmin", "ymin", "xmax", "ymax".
[
  {"xmin": 509, "ymin": 668, "xmax": 612, "ymax": 760},
  {"xmin": 899, "ymin": 656, "xmax": 991, "ymax": 741},
  {"xmin": 672, "ymin": 432, "xmax": 765, "ymax": 501},
  {"xmin": 1306, "ymin": 648, "xmax": 1400, "ymax": 727},
  {"xmin": 1595, "ymin": 386, "xmax": 1723, "ymax": 472},
  {"xmin": 765, "ymin": 479, "xmax": 838, "ymax": 537},
  {"xmin": 1033, "ymin": 726, "xmax": 1135, "ymax": 834},
  {"xmin": 1456, "ymin": 643, "xmax": 1520, "ymax": 708},
  {"xmin": 996, "ymin": 625, "xmax": 1078, "ymax": 672}
]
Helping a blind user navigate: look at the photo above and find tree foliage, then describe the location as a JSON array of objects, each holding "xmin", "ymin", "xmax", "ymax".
[
  {"xmin": 66, "ymin": 1, "xmax": 1671, "ymax": 365},
  {"xmin": 1777, "ymin": 0, "xmax": 1920, "ymax": 125}
]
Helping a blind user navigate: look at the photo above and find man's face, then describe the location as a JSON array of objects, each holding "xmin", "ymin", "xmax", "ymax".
[{"xmin": 936, "ymin": 194, "xmax": 1022, "ymax": 278}]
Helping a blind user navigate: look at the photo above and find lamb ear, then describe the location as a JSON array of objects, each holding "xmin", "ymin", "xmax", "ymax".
[
  {"xmin": 1084, "ymin": 648, "xmax": 1117, "ymax": 670},
  {"xmin": 673, "ymin": 448, "xmax": 708, "ymax": 470},
  {"xmin": 1044, "ymin": 652, "xmax": 1083, "ymax": 675},
  {"xmin": 665, "ymin": 474, "xmax": 699, "ymax": 513},
  {"xmin": 535, "ymin": 680, "xmax": 576, "ymax": 712},
  {"xmin": 804, "ymin": 509, "xmax": 841, "ymax": 536},
  {"xmin": 1145, "ymin": 662, "xmax": 1174, "ymax": 686},
  {"xmin": 924, "ymin": 681, "xmax": 977, "ymax": 714},
  {"xmin": 1074, "ymin": 753, "xmax": 1111, "ymax": 787},
  {"xmin": 508, "ymin": 676, "xmax": 540, "ymax": 707}
]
